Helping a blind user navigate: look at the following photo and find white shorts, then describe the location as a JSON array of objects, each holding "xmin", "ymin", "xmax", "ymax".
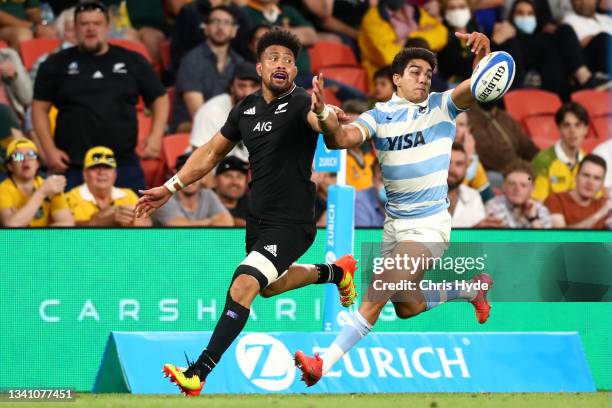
[{"xmin": 381, "ymin": 210, "xmax": 452, "ymax": 258}]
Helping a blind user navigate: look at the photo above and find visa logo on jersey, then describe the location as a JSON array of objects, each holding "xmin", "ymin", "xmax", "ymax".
[
  {"xmin": 253, "ymin": 121, "xmax": 272, "ymax": 132},
  {"xmin": 384, "ymin": 131, "xmax": 425, "ymax": 151}
]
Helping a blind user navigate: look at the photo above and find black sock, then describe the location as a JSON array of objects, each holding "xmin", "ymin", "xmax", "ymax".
[
  {"xmin": 190, "ymin": 293, "xmax": 250, "ymax": 380},
  {"xmin": 315, "ymin": 263, "xmax": 344, "ymax": 285}
]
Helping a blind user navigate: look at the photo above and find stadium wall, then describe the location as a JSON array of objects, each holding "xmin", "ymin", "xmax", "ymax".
[{"xmin": 0, "ymin": 229, "xmax": 610, "ymax": 391}]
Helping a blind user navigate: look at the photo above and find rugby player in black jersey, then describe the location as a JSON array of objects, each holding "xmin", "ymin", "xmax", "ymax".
[{"xmin": 135, "ymin": 29, "xmax": 357, "ymax": 396}]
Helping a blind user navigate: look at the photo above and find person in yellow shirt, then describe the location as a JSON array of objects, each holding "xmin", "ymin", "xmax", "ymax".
[
  {"xmin": 66, "ymin": 146, "xmax": 151, "ymax": 227},
  {"xmin": 343, "ymin": 100, "xmax": 376, "ymax": 191},
  {"xmin": 531, "ymin": 102, "xmax": 589, "ymax": 202},
  {"xmin": 359, "ymin": 0, "xmax": 448, "ymax": 86},
  {"xmin": 0, "ymin": 138, "xmax": 74, "ymax": 227}
]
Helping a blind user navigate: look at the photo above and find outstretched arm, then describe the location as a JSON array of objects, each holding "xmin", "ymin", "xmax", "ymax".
[
  {"xmin": 306, "ymin": 74, "xmax": 371, "ymax": 149},
  {"xmin": 135, "ymin": 133, "xmax": 236, "ymax": 217},
  {"xmin": 451, "ymin": 31, "xmax": 491, "ymax": 110}
]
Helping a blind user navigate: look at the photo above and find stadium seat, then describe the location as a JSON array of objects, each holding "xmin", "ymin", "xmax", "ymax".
[
  {"xmin": 523, "ymin": 116, "xmax": 560, "ymax": 149},
  {"xmin": 308, "ymin": 41, "xmax": 359, "ymax": 74},
  {"xmin": 159, "ymin": 39, "xmax": 171, "ymax": 72},
  {"xmin": 109, "ymin": 38, "xmax": 153, "ymax": 63},
  {"xmin": 306, "ymin": 87, "xmax": 342, "ymax": 108},
  {"xmin": 19, "ymin": 38, "xmax": 60, "ymax": 71},
  {"xmin": 0, "ymin": 40, "xmax": 7, "ymax": 49},
  {"xmin": 503, "ymin": 89, "xmax": 562, "ymax": 124},
  {"xmin": 320, "ymin": 66, "xmax": 368, "ymax": 94},
  {"xmin": 166, "ymin": 86, "xmax": 175, "ymax": 125},
  {"xmin": 570, "ymin": 90, "xmax": 610, "ymax": 117},
  {"xmin": 162, "ymin": 133, "xmax": 190, "ymax": 173}
]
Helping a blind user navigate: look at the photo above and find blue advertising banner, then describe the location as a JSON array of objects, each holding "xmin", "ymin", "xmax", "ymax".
[
  {"xmin": 94, "ymin": 331, "xmax": 595, "ymax": 394},
  {"xmin": 322, "ymin": 185, "xmax": 355, "ymax": 332},
  {"xmin": 314, "ymin": 134, "xmax": 341, "ymax": 172}
]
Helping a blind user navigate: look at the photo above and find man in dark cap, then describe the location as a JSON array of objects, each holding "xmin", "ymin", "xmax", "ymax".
[{"xmin": 214, "ymin": 155, "xmax": 249, "ymax": 226}]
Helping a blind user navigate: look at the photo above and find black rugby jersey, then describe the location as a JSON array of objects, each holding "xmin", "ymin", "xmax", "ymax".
[{"xmin": 220, "ymin": 85, "xmax": 318, "ymax": 224}]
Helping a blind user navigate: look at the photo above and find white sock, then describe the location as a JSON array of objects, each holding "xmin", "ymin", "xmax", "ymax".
[{"xmin": 321, "ymin": 311, "xmax": 372, "ymax": 375}]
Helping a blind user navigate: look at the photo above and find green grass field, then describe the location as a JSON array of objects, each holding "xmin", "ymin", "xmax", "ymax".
[{"xmin": 2, "ymin": 393, "xmax": 610, "ymax": 408}]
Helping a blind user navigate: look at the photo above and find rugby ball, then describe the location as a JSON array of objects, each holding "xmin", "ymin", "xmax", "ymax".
[{"xmin": 470, "ymin": 51, "xmax": 516, "ymax": 103}]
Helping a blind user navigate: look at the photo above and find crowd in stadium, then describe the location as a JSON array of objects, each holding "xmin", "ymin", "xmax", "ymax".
[{"xmin": 0, "ymin": 0, "xmax": 610, "ymax": 229}]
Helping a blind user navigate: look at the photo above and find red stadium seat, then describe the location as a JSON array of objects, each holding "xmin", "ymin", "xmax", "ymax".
[
  {"xmin": 0, "ymin": 40, "xmax": 8, "ymax": 49},
  {"xmin": 320, "ymin": 66, "xmax": 368, "ymax": 94},
  {"xmin": 308, "ymin": 41, "xmax": 359, "ymax": 74},
  {"xmin": 19, "ymin": 38, "xmax": 60, "ymax": 71},
  {"xmin": 523, "ymin": 116, "xmax": 560, "ymax": 149},
  {"xmin": 166, "ymin": 86, "xmax": 175, "ymax": 125},
  {"xmin": 592, "ymin": 116, "xmax": 611, "ymax": 141},
  {"xmin": 571, "ymin": 90, "xmax": 611, "ymax": 117},
  {"xmin": 159, "ymin": 39, "xmax": 171, "ymax": 71},
  {"xmin": 504, "ymin": 89, "xmax": 563, "ymax": 123},
  {"xmin": 162, "ymin": 133, "xmax": 190, "ymax": 173},
  {"xmin": 109, "ymin": 38, "xmax": 153, "ymax": 63}
]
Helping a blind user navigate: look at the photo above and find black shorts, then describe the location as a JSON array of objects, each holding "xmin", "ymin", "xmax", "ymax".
[{"xmin": 242, "ymin": 218, "xmax": 316, "ymax": 288}]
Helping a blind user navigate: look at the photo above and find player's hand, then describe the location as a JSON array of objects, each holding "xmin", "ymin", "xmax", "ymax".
[
  {"xmin": 311, "ymin": 73, "xmax": 326, "ymax": 115},
  {"xmin": 135, "ymin": 186, "xmax": 172, "ymax": 217},
  {"xmin": 328, "ymin": 105, "xmax": 352, "ymax": 124},
  {"xmin": 456, "ymin": 31, "xmax": 490, "ymax": 59},
  {"xmin": 45, "ymin": 147, "xmax": 70, "ymax": 173},
  {"xmin": 39, "ymin": 175, "xmax": 67, "ymax": 197}
]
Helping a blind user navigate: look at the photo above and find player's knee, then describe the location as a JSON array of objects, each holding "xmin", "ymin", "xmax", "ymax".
[
  {"xmin": 394, "ymin": 302, "xmax": 425, "ymax": 319},
  {"xmin": 229, "ymin": 273, "xmax": 261, "ymax": 302}
]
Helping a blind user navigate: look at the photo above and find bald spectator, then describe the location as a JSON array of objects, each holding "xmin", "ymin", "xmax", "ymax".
[
  {"xmin": 0, "ymin": 138, "xmax": 73, "ymax": 227},
  {"xmin": 486, "ymin": 161, "xmax": 552, "ymax": 228},
  {"xmin": 66, "ymin": 146, "xmax": 151, "ymax": 227},
  {"xmin": 545, "ymin": 155, "xmax": 611, "ymax": 229},
  {"xmin": 153, "ymin": 153, "xmax": 233, "ymax": 227},
  {"xmin": 214, "ymin": 156, "xmax": 250, "ymax": 227}
]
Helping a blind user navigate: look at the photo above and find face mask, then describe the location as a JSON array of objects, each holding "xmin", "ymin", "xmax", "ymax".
[
  {"xmin": 514, "ymin": 15, "xmax": 537, "ymax": 34},
  {"xmin": 445, "ymin": 8, "xmax": 471, "ymax": 29},
  {"xmin": 377, "ymin": 185, "xmax": 387, "ymax": 203}
]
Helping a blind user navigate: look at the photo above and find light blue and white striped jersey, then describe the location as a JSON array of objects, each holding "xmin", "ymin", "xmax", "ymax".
[{"xmin": 356, "ymin": 91, "xmax": 463, "ymax": 219}]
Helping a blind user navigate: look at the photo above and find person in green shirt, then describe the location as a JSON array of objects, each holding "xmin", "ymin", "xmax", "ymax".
[{"xmin": 0, "ymin": 0, "xmax": 56, "ymax": 48}]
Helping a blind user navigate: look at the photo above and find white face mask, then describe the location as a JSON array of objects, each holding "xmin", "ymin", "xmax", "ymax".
[{"xmin": 445, "ymin": 8, "xmax": 471, "ymax": 28}]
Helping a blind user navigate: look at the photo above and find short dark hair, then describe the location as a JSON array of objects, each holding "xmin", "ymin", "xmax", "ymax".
[
  {"xmin": 391, "ymin": 47, "xmax": 437, "ymax": 76},
  {"xmin": 341, "ymin": 99, "xmax": 369, "ymax": 115},
  {"xmin": 452, "ymin": 142, "xmax": 466, "ymax": 154},
  {"xmin": 207, "ymin": 5, "xmax": 237, "ymax": 24},
  {"xmin": 555, "ymin": 101, "xmax": 590, "ymax": 126},
  {"xmin": 75, "ymin": 1, "xmax": 109, "ymax": 22},
  {"xmin": 578, "ymin": 154, "xmax": 607, "ymax": 175},
  {"xmin": 503, "ymin": 160, "xmax": 535, "ymax": 181},
  {"xmin": 256, "ymin": 28, "xmax": 302, "ymax": 61},
  {"xmin": 374, "ymin": 66, "xmax": 393, "ymax": 82},
  {"xmin": 404, "ymin": 37, "xmax": 430, "ymax": 50}
]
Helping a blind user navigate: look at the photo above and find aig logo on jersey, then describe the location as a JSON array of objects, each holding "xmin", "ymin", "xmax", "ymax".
[{"xmin": 253, "ymin": 121, "xmax": 272, "ymax": 132}]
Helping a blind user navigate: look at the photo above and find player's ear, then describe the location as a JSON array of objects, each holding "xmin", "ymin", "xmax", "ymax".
[
  {"xmin": 256, "ymin": 62, "xmax": 262, "ymax": 77},
  {"xmin": 392, "ymin": 73, "xmax": 402, "ymax": 88}
]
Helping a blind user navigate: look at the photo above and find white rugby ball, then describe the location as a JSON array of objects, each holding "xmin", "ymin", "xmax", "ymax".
[{"xmin": 470, "ymin": 51, "xmax": 516, "ymax": 103}]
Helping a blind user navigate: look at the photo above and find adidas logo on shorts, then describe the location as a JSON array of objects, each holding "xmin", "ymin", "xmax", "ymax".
[
  {"xmin": 263, "ymin": 245, "xmax": 277, "ymax": 257},
  {"xmin": 243, "ymin": 106, "xmax": 256, "ymax": 115}
]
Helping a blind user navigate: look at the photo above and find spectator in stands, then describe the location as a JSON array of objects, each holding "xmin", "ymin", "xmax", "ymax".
[
  {"xmin": 65, "ymin": 145, "xmax": 151, "ymax": 227},
  {"xmin": 172, "ymin": 5, "xmax": 242, "ymax": 131},
  {"xmin": 189, "ymin": 62, "xmax": 260, "ymax": 161},
  {"xmin": 531, "ymin": 102, "xmax": 588, "ymax": 201},
  {"xmin": 438, "ymin": 0, "xmax": 488, "ymax": 85},
  {"xmin": 592, "ymin": 139, "xmax": 612, "ymax": 191},
  {"xmin": 312, "ymin": 171, "xmax": 336, "ymax": 227},
  {"xmin": 563, "ymin": 0, "xmax": 612, "ymax": 76},
  {"xmin": 0, "ymin": 138, "xmax": 73, "ymax": 227},
  {"xmin": 355, "ymin": 159, "xmax": 385, "ymax": 228},
  {"xmin": 0, "ymin": 0, "xmax": 56, "ymax": 49},
  {"xmin": 448, "ymin": 142, "xmax": 502, "ymax": 227},
  {"xmin": 545, "ymin": 154, "xmax": 611, "ymax": 229},
  {"xmin": 486, "ymin": 160, "xmax": 552, "ymax": 228},
  {"xmin": 29, "ymin": 7, "xmax": 76, "ymax": 83},
  {"xmin": 32, "ymin": 1, "xmax": 169, "ymax": 192},
  {"xmin": 122, "ymin": 0, "xmax": 172, "ymax": 66},
  {"xmin": 245, "ymin": 23, "xmax": 272, "ymax": 63},
  {"xmin": 343, "ymin": 99, "xmax": 375, "ymax": 191},
  {"xmin": 455, "ymin": 112, "xmax": 494, "ymax": 202},
  {"xmin": 372, "ymin": 66, "xmax": 394, "ymax": 102},
  {"xmin": 170, "ymin": 1, "xmax": 252, "ymax": 76},
  {"xmin": 0, "ymin": 44, "xmax": 32, "ymax": 122},
  {"xmin": 468, "ymin": 100, "xmax": 539, "ymax": 186},
  {"xmin": 358, "ymin": 0, "xmax": 448, "ymax": 85},
  {"xmin": 403, "ymin": 37, "xmax": 449, "ymax": 92},
  {"xmin": 244, "ymin": 0, "xmax": 317, "ymax": 87},
  {"xmin": 214, "ymin": 155, "xmax": 249, "ymax": 226},
  {"xmin": 153, "ymin": 152, "xmax": 233, "ymax": 226}
]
